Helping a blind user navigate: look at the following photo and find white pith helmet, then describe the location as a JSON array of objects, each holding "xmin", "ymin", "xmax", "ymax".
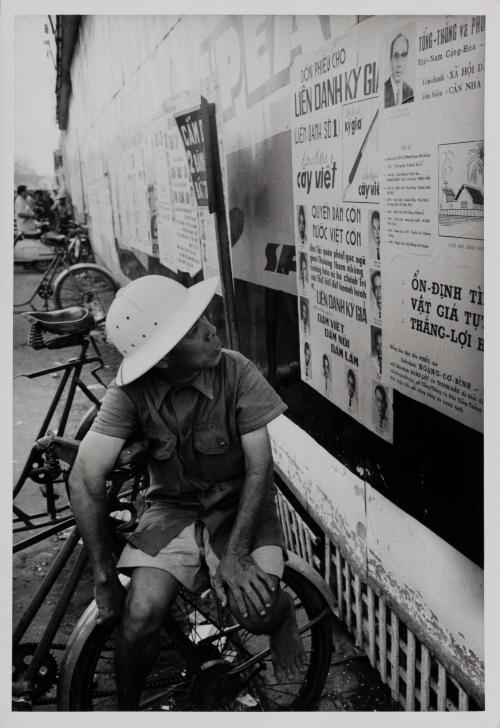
[{"xmin": 106, "ymin": 275, "xmax": 219, "ymax": 386}]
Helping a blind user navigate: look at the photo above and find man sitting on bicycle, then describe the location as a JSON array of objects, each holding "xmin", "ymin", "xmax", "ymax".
[{"xmin": 69, "ymin": 274, "xmax": 306, "ymax": 710}]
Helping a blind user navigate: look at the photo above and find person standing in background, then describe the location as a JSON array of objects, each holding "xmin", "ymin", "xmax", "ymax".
[
  {"xmin": 51, "ymin": 192, "xmax": 73, "ymax": 233},
  {"xmin": 14, "ymin": 185, "xmax": 40, "ymax": 237}
]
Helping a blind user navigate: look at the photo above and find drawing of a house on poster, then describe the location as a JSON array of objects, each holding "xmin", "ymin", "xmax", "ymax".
[{"xmin": 439, "ymin": 140, "xmax": 484, "ymax": 240}]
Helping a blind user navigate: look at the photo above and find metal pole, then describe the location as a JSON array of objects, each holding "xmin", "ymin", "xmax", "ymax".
[
  {"xmin": 18, "ymin": 542, "xmax": 88, "ymax": 690},
  {"xmin": 13, "ymin": 527, "xmax": 81, "ymax": 647},
  {"xmin": 200, "ymin": 96, "xmax": 240, "ymax": 352}
]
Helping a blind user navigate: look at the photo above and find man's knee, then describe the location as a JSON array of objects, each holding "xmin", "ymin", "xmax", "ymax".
[
  {"xmin": 120, "ymin": 592, "xmax": 165, "ymax": 641},
  {"xmin": 120, "ymin": 570, "xmax": 178, "ymax": 641}
]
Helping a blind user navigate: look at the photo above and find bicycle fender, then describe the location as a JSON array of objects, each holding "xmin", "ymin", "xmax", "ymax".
[
  {"xmin": 285, "ymin": 550, "xmax": 337, "ymax": 615},
  {"xmin": 56, "ymin": 573, "xmax": 130, "ymax": 711}
]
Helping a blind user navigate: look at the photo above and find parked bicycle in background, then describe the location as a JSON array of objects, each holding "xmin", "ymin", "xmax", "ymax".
[{"xmin": 14, "ymin": 186, "xmax": 117, "ymax": 318}]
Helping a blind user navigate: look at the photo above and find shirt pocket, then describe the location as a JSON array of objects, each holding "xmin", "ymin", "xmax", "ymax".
[
  {"xmin": 143, "ymin": 422, "xmax": 177, "ymax": 460},
  {"xmin": 193, "ymin": 422, "xmax": 230, "ymax": 455},
  {"xmin": 193, "ymin": 421, "xmax": 244, "ymax": 482}
]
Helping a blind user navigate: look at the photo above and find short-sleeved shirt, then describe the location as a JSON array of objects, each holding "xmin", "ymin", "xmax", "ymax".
[{"xmin": 91, "ymin": 349, "xmax": 287, "ymax": 557}]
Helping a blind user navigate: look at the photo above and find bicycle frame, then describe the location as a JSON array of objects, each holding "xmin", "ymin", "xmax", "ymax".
[
  {"xmin": 13, "ymin": 334, "xmax": 104, "ymax": 537},
  {"xmin": 14, "ymin": 245, "xmax": 66, "ymax": 312},
  {"xmin": 13, "ymin": 464, "xmax": 146, "ymax": 710}
]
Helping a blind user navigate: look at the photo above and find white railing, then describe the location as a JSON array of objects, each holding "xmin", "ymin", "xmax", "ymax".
[{"xmin": 275, "ymin": 489, "xmax": 477, "ymax": 712}]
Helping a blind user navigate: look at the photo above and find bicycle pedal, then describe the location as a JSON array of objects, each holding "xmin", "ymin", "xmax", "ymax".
[{"xmin": 12, "ymin": 694, "xmax": 33, "ymax": 711}]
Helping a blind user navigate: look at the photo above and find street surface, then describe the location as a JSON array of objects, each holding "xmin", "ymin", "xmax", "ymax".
[{"xmin": 12, "ymin": 266, "xmax": 397, "ymax": 711}]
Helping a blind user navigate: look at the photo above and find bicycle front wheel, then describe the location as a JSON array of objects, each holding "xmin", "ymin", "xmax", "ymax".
[
  {"xmin": 59, "ymin": 565, "xmax": 332, "ymax": 711},
  {"xmin": 54, "ymin": 264, "xmax": 118, "ymax": 321}
]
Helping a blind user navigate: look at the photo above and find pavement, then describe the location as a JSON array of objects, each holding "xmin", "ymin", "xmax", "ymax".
[{"xmin": 12, "ymin": 267, "xmax": 398, "ymax": 711}]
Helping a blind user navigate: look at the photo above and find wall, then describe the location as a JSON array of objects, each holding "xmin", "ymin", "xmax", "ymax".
[{"xmin": 59, "ymin": 14, "xmax": 484, "ymax": 699}]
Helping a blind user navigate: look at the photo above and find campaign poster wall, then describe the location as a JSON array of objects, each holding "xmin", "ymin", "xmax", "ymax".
[
  {"xmin": 291, "ymin": 14, "xmax": 484, "ymax": 439},
  {"xmin": 291, "ymin": 18, "xmax": 393, "ymax": 442},
  {"xmin": 381, "ymin": 15, "xmax": 484, "ymax": 433}
]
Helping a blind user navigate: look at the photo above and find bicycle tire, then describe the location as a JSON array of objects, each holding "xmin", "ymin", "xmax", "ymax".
[
  {"xmin": 53, "ymin": 264, "xmax": 118, "ymax": 321},
  {"xmin": 59, "ymin": 564, "xmax": 332, "ymax": 711}
]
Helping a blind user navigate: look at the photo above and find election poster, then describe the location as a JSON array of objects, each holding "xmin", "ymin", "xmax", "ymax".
[
  {"xmin": 175, "ymin": 103, "xmax": 222, "ymax": 284},
  {"xmin": 176, "ymin": 109, "xmax": 209, "ymax": 206},
  {"xmin": 84, "ymin": 149, "xmax": 116, "ymax": 258},
  {"xmin": 147, "ymin": 82, "xmax": 223, "ymax": 281},
  {"xmin": 291, "ymin": 17, "xmax": 393, "ymax": 442},
  {"xmin": 150, "ymin": 114, "xmax": 180, "ymax": 271},
  {"xmin": 381, "ymin": 15, "xmax": 484, "ymax": 433},
  {"xmin": 163, "ymin": 116, "xmax": 202, "ymax": 276},
  {"xmin": 124, "ymin": 126, "xmax": 152, "ymax": 256},
  {"xmin": 291, "ymin": 14, "xmax": 484, "ymax": 439}
]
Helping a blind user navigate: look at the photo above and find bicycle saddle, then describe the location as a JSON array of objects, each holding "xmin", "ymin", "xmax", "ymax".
[
  {"xmin": 23, "ymin": 307, "xmax": 95, "ymax": 335},
  {"xmin": 41, "ymin": 231, "xmax": 67, "ymax": 246}
]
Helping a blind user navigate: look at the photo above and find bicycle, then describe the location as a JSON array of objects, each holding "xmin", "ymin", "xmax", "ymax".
[
  {"xmin": 13, "ymin": 307, "xmax": 106, "ymax": 536},
  {"xmin": 13, "ymin": 307, "xmax": 146, "ymax": 710},
  {"xmin": 14, "ymin": 232, "xmax": 117, "ymax": 318},
  {"xmin": 13, "ymin": 309, "xmax": 336, "ymax": 712}
]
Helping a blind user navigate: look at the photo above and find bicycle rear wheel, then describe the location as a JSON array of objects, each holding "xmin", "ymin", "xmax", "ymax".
[
  {"xmin": 54, "ymin": 264, "xmax": 118, "ymax": 321},
  {"xmin": 60, "ymin": 565, "xmax": 332, "ymax": 711}
]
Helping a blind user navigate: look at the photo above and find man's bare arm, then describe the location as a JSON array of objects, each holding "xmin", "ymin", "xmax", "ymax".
[
  {"xmin": 213, "ymin": 425, "xmax": 277, "ymax": 617},
  {"xmin": 69, "ymin": 430, "xmax": 127, "ymax": 621}
]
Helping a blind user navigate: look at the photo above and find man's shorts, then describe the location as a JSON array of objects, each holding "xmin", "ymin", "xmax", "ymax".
[{"xmin": 118, "ymin": 520, "xmax": 284, "ymax": 593}]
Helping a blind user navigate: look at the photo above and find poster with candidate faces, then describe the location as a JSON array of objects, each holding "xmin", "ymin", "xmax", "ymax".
[
  {"xmin": 380, "ymin": 15, "xmax": 484, "ymax": 433},
  {"xmin": 292, "ymin": 17, "xmax": 393, "ymax": 443},
  {"xmin": 292, "ymin": 14, "xmax": 485, "ymax": 440}
]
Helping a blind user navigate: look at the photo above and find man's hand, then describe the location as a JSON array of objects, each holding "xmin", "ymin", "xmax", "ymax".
[
  {"xmin": 213, "ymin": 552, "xmax": 276, "ymax": 618},
  {"xmin": 94, "ymin": 577, "xmax": 126, "ymax": 625}
]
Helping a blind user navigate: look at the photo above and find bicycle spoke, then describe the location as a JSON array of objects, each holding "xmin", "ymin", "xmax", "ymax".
[
  {"xmin": 92, "ymin": 693, "xmax": 116, "ymax": 709},
  {"xmin": 258, "ymin": 680, "xmax": 305, "ymax": 691},
  {"xmin": 254, "ymin": 693, "xmax": 297, "ymax": 710},
  {"xmin": 69, "ymin": 568, "xmax": 331, "ymax": 711},
  {"xmin": 139, "ymin": 680, "xmax": 192, "ymax": 710}
]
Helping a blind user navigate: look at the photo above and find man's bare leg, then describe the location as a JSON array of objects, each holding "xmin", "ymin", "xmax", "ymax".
[
  {"xmin": 115, "ymin": 567, "xmax": 180, "ymax": 710},
  {"xmin": 226, "ymin": 575, "xmax": 306, "ymax": 682},
  {"xmin": 268, "ymin": 589, "xmax": 307, "ymax": 682}
]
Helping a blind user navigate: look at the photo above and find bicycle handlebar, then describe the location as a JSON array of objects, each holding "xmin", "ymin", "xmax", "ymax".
[{"xmin": 35, "ymin": 434, "xmax": 149, "ymax": 468}]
